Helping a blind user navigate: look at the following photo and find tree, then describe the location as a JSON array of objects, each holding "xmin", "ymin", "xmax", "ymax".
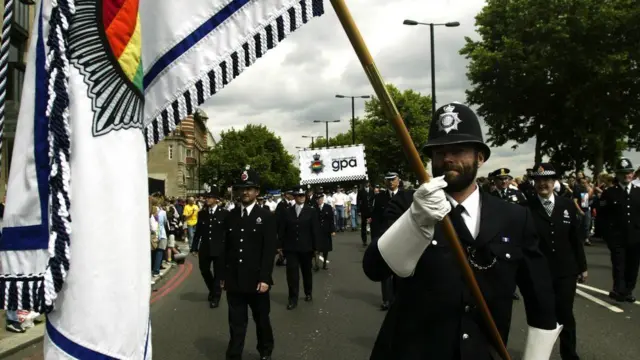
[
  {"xmin": 461, "ymin": 0, "xmax": 640, "ymax": 175},
  {"xmin": 201, "ymin": 125, "xmax": 299, "ymax": 193},
  {"xmin": 307, "ymin": 84, "xmax": 432, "ymax": 184}
]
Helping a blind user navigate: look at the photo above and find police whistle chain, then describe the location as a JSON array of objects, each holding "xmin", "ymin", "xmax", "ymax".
[{"xmin": 328, "ymin": 1, "xmax": 511, "ymax": 359}]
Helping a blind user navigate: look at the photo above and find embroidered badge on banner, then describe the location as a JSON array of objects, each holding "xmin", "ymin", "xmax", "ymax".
[{"xmin": 0, "ymin": 0, "xmax": 324, "ymax": 358}]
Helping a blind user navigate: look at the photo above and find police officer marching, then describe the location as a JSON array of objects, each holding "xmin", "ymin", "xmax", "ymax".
[
  {"xmin": 314, "ymin": 192, "xmax": 336, "ymax": 271},
  {"xmin": 528, "ymin": 163, "xmax": 587, "ymax": 360},
  {"xmin": 194, "ymin": 187, "xmax": 228, "ymax": 308},
  {"xmin": 363, "ymin": 103, "xmax": 561, "ymax": 360},
  {"xmin": 599, "ymin": 157, "xmax": 640, "ymax": 303},
  {"xmin": 278, "ymin": 188, "xmax": 322, "ymax": 310},
  {"xmin": 490, "ymin": 168, "xmax": 527, "ymax": 205},
  {"xmin": 221, "ymin": 166, "xmax": 277, "ymax": 360}
]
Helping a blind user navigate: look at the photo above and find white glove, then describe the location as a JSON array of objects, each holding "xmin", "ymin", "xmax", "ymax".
[
  {"xmin": 523, "ymin": 324, "xmax": 563, "ymax": 360},
  {"xmin": 410, "ymin": 176, "xmax": 451, "ymax": 226}
]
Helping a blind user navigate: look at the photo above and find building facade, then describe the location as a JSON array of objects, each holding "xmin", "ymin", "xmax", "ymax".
[
  {"xmin": 0, "ymin": 0, "xmax": 36, "ymax": 196},
  {"xmin": 147, "ymin": 109, "xmax": 213, "ymax": 197}
]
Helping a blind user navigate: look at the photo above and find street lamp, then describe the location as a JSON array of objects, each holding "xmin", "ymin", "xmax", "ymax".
[
  {"xmin": 313, "ymin": 120, "xmax": 341, "ymax": 148},
  {"xmin": 301, "ymin": 135, "xmax": 323, "ymax": 149},
  {"xmin": 403, "ymin": 19, "xmax": 460, "ymax": 119},
  {"xmin": 335, "ymin": 94, "xmax": 370, "ymax": 144}
]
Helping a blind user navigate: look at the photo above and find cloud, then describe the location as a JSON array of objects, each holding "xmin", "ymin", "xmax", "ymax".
[{"xmin": 200, "ymin": 0, "xmax": 635, "ymax": 180}]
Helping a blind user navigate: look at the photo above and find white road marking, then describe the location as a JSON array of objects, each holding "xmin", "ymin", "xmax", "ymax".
[
  {"xmin": 577, "ymin": 283, "xmax": 640, "ymax": 306},
  {"xmin": 576, "ymin": 289, "xmax": 624, "ymax": 313}
]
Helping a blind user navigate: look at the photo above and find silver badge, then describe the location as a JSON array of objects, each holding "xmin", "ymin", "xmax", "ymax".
[
  {"xmin": 438, "ymin": 104, "xmax": 462, "ymax": 134},
  {"xmin": 621, "ymin": 159, "xmax": 629, "ymax": 167},
  {"xmin": 256, "ymin": 217, "xmax": 262, "ymax": 224},
  {"xmin": 563, "ymin": 210, "xmax": 569, "ymax": 218}
]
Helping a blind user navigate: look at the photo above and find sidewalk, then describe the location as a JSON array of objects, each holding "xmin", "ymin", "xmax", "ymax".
[{"xmin": 0, "ymin": 242, "xmax": 189, "ymax": 358}]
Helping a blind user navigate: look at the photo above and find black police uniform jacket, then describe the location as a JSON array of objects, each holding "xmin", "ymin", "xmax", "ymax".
[
  {"xmin": 528, "ymin": 195, "xmax": 587, "ymax": 278},
  {"xmin": 362, "ymin": 189, "xmax": 556, "ymax": 360},
  {"xmin": 221, "ymin": 205, "xmax": 278, "ymax": 293},
  {"xmin": 370, "ymin": 189, "xmax": 403, "ymax": 238},
  {"xmin": 278, "ymin": 204, "xmax": 322, "ymax": 253},
  {"xmin": 490, "ymin": 187, "xmax": 527, "ymax": 205},
  {"xmin": 195, "ymin": 206, "xmax": 228, "ymax": 257},
  {"xmin": 599, "ymin": 182, "xmax": 640, "ymax": 245},
  {"xmin": 316, "ymin": 203, "xmax": 335, "ymax": 252},
  {"xmin": 519, "ymin": 181, "xmax": 537, "ymax": 202},
  {"xmin": 275, "ymin": 200, "xmax": 291, "ymax": 232},
  {"xmin": 357, "ymin": 188, "xmax": 371, "ymax": 218}
]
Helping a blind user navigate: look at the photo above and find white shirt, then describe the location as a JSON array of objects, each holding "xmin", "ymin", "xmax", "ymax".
[
  {"xmin": 445, "ymin": 186, "xmax": 481, "ymax": 239},
  {"xmin": 209, "ymin": 205, "xmax": 218, "ymax": 214},
  {"xmin": 349, "ymin": 192, "xmax": 358, "ymax": 205},
  {"xmin": 241, "ymin": 202, "xmax": 256, "ymax": 217},
  {"xmin": 538, "ymin": 193, "xmax": 555, "ymax": 206},
  {"xmin": 325, "ymin": 196, "xmax": 334, "ymax": 206},
  {"xmin": 388, "ymin": 188, "xmax": 398, "ymax": 197},
  {"xmin": 267, "ymin": 200, "xmax": 277, "ymax": 212},
  {"xmin": 333, "ymin": 192, "xmax": 347, "ymax": 206}
]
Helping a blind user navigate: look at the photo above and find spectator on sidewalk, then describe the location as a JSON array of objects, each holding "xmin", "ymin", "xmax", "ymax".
[{"xmin": 183, "ymin": 197, "xmax": 200, "ymax": 254}]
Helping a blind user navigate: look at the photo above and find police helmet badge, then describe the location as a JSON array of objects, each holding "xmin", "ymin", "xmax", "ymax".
[
  {"xmin": 241, "ymin": 165, "xmax": 250, "ymax": 181},
  {"xmin": 438, "ymin": 104, "xmax": 462, "ymax": 134},
  {"xmin": 538, "ymin": 165, "xmax": 545, "ymax": 173},
  {"xmin": 310, "ymin": 153, "xmax": 325, "ymax": 174},
  {"xmin": 621, "ymin": 159, "xmax": 629, "ymax": 168}
]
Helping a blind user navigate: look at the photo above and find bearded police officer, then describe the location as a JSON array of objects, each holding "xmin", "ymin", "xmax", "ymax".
[
  {"xmin": 194, "ymin": 187, "xmax": 228, "ymax": 308},
  {"xmin": 362, "ymin": 103, "xmax": 561, "ymax": 360},
  {"xmin": 221, "ymin": 166, "xmax": 277, "ymax": 360},
  {"xmin": 528, "ymin": 163, "xmax": 587, "ymax": 360},
  {"xmin": 490, "ymin": 168, "xmax": 527, "ymax": 205},
  {"xmin": 599, "ymin": 158, "xmax": 640, "ymax": 303}
]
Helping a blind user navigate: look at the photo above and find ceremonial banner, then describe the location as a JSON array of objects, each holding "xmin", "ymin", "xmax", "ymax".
[
  {"xmin": 298, "ymin": 145, "xmax": 368, "ymax": 185},
  {"xmin": 0, "ymin": 0, "xmax": 324, "ymax": 358}
]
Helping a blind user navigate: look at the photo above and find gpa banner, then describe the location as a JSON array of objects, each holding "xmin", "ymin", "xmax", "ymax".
[{"xmin": 298, "ymin": 145, "xmax": 368, "ymax": 185}]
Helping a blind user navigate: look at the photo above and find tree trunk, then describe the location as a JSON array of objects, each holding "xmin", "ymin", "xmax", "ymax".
[
  {"xmin": 592, "ymin": 139, "xmax": 604, "ymax": 177},
  {"xmin": 534, "ymin": 131, "xmax": 543, "ymax": 164}
]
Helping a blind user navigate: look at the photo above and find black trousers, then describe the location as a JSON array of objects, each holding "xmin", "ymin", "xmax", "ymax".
[
  {"xmin": 554, "ymin": 276, "xmax": 579, "ymax": 360},
  {"xmin": 608, "ymin": 241, "xmax": 640, "ymax": 296},
  {"xmin": 284, "ymin": 251, "xmax": 313, "ymax": 302},
  {"xmin": 360, "ymin": 214, "xmax": 368, "ymax": 245},
  {"xmin": 226, "ymin": 292, "xmax": 274, "ymax": 359},
  {"xmin": 373, "ymin": 234, "xmax": 395, "ymax": 304},
  {"xmin": 199, "ymin": 254, "xmax": 223, "ymax": 301}
]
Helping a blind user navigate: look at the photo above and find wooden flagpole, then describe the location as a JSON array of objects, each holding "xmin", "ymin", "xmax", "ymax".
[{"xmin": 328, "ymin": 1, "xmax": 511, "ymax": 359}]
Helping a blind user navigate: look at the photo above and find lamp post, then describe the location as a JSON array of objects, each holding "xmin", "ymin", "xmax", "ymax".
[
  {"xmin": 335, "ymin": 94, "xmax": 370, "ymax": 144},
  {"xmin": 313, "ymin": 120, "xmax": 340, "ymax": 149},
  {"xmin": 402, "ymin": 19, "xmax": 460, "ymax": 119},
  {"xmin": 301, "ymin": 135, "xmax": 323, "ymax": 149}
]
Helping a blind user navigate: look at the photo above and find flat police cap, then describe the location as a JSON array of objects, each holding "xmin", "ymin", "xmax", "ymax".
[
  {"xmin": 530, "ymin": 163, "xmax": 558, "ymax": 178},
  {"xmin": 384, "ymin": 172, "xmax": 399, "ymax": 180},
  {"xmin": 293, "ymin": 188, "xmax": 306, "ymax": 196},
  {"xmin": 422, "ymin": 103, "xmax": 491, "ymax": 160},
  {"xmin": 492, "ymin": 168, "xmax": 512, "ymax": 179},
  {"xmin": 233, "ymin": 165, "xmax": 260, "ymax": 188},
  {"xmin": 616, "ymin": 157, "xmax": 634, "ymax": 173}
]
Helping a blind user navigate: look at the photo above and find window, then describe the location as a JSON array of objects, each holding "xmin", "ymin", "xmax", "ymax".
[
  {"xmin": 186, "ymin": 149, "xmax": 193, "ymax": 158},
  {"xmin": 168, "ymin": 145, "xmax": 173, "ymax": 160}
]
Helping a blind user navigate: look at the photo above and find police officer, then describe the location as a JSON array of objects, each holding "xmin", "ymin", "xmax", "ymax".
[
  {"xmin": 221, "ymin": 166, "xmax": 276, "ymax": 360},
  {"xmin": 278, "ymin": 188, "xmax": 322, "ymax": 310},
  {"xmin": 314, "ymin": 192, "xmax": 336, "ymax": 271},
  {"xmin": 363, "ymin": 103, "xmax": 560, "ymax": 360},
  {"xmin": 370, "ymin": 171, "xmax": 404, "ymax": 311},
  {"xmin": 519, "ymin": 168, "xmax": 537, "ymax": 200},
  {"xmin": 194, "ymin": 187, "xmax": 228, "ymax": 308},
  {"xmin": 490, "ymin": 168, "xmax": 527, "ymax": 205},
  {"xmin": 599, "ymin": 157, "xmax": 640, "ymax": 303},
  {"xmin": 357, "ymin": 182, "xmax": 371, "ymax": 247},
  {"xmin": 528, "ymin": 163, "xmax": 587, "ymax": 360}
]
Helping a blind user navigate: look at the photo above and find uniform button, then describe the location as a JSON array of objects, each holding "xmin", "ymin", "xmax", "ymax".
[
  {"xmin": 431, "ymin": 240, "xmax": 438, "ymax": 245},
  {"xmin": 505, "ymin": 253, "xmax": 511, "ymax": 259},
  {"xmin": 464, "ymin": 305, "xmax": 470, "ymax": 312},
  {"xmin": 550, "ymin": 231, "xmax": 554, "ymax": 235},
  {"xmin": 241, "ymin": 229, "xmax": 244, "ymax": 232},
  {"xmin": 239, "ymin": 259, "xmax": 243, "ymax": 263},
  {"xmin": 240, "ymin": 239, "xmax": 243, "ymax": 242},
  {"xmin": 462, "ymin": 333, "xmax": 469, "ymax": 340},
  {"xmin": 240, "ymin": 249, "xmax": 243, "ymax": 252}
]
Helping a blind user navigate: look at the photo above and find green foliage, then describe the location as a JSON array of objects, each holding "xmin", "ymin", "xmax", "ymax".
[
  {"xmin": 307, "ymin": 84, "xmax": 432, "ymax": 184},
  {"xmin": 461, "ymin": 0, "xmax": 640, "ymax": 175},
  {"xmin": 201, "ymin": 125, "xmax": 299, "ymax": 192}
]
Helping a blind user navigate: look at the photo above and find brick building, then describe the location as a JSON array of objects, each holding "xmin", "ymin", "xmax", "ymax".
[
  {"xmin": 0, "ymin": 0, "xmax": 36, "ymax": 196},
  {"xmin": 147, "ymin": 109, "xmax": 214, "ymax": 197}
]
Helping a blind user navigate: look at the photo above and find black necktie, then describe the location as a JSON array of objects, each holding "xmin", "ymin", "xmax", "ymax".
[
  {"xmin": 453, "ymin": 204, "xmax": 466, "ymax": 217},
  {"xmin": 243, "ymin": 208, "xmax": 248, "ymax": 218}
]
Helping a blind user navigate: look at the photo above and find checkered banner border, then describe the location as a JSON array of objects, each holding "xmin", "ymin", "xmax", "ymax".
[{"xmin": 301, "ymin": 174, "xmax": 368, "ymax": 185}]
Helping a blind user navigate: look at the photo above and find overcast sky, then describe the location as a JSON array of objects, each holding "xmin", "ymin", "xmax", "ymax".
[{"xmin": 200, "ymin": 0, "xmax": 639, "ymax": 178}]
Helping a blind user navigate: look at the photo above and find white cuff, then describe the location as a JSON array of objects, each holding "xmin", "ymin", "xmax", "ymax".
[
  {"xmin": 523, "ymin": 323, "xmax": 563, "ymax": 360},
  {"xmin": 377, "ymin": 209, "xmax": 433, "ymax": 278}
]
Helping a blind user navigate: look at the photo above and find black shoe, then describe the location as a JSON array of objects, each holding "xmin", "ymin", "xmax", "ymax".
[
  {"xmin": 609, "ymin": 291, "xmax": 625, "ymax": 302},
  {"xmin": 380, "ymin": 302, "xmax": 389, "ymax": 311},
  {"xmin": 208, "ymin": 293, "xmax": 214, "ymax": 302},
  {"xmin": 323, "ymin": 264, "xmax": 328, "ymax": 270},
  {"xmin": 210, "ymin": 300, "xmax": 219, "ymax": 308},
  {"xmin": 512, "ymin": 292, "xmax": 520, "ymax": 300},
  {"xmin": 287, "ymin": 302, "xmax": 297, "ymax": 310},
  {"xmin": 625, "ymin": 295, "xmax": 637, "ymax": 303},
  {"xmin": 304, "ymin": 295, "xmax": 313, "ymax": 302}
]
